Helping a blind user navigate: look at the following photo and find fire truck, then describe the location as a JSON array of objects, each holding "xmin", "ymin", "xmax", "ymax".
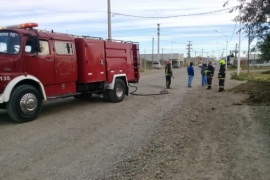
[{"xmin": 0, "ymin": 23, "xmax": 140, "ymax": 123}]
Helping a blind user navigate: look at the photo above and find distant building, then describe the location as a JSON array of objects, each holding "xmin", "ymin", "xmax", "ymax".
[
  {"xmin": 140, "ymin": 53, "xmax": 184, "ymax": 68},
  {"xmin": 139, "ymin": 53, "xmax": 220, "ymax": 68},
  {"xmin": 248, "ymin": 53, "xmax": 262, "ymax": 64},
  {"xmin": 246, "ymin": 53, "xmax": 270, "ymax": 66},
  {"xmin": 227, "ymin": 53, "xmax": 268, "ymax": 66},
  {"xmin": 184, "ymin": 57, "xmax": 217, "ymax": 66}
]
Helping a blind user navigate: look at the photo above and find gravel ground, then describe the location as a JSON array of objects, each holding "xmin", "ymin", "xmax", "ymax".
[
  {"xmin": 102, "ymin": 69, "xmax": 270, "ymax": 180},
  {"xmin": 0, "ymin": 67, "xmax": 269, "ymax": 180}
]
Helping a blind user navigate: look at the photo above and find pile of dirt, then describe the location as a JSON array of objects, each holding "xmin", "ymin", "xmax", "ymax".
[{"xmin": 229, "ymin": 81, "xmax": 270, "ymax": 105}]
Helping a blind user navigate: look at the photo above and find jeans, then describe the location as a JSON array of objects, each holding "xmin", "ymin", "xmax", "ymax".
[
  {"xmin": 188, "ymin": 75, "xmax": 194, "ymax": 87},
  {"xmin": 201, "ymin": 75, "xmax": 207, "ymax": 86},
  {"xmin": 166, "ymin": 75, "xmax": 172, "ymax": 88}
]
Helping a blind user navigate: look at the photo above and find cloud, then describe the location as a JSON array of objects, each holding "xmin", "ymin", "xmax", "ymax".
[{"xmin": 0, "ymin": 0, "xmax": 251, "ymax": 57}]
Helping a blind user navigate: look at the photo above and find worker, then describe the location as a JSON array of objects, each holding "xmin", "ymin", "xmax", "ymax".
[
  {"xmin": 218, "ymin": 59, "xmax": 226, "ymax": 92},
  {"xmin": 165, "ymin": 60, "xmax": 173, "ymax": 89},
  {"xmin": 205, "ymin": 61, "xmax": 215, "ymax": 90},
  {"xmin": 187, "ymin": 62, "xmax": 194, "ymax": 87},
  {"xmin": 201, "ymin": 63, "xmax": 207, "ymax": 86}
]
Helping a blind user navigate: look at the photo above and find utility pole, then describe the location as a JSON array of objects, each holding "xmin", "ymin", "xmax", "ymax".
[
  {"xmin": 237, "ymin": 8, "xmax": 242, "ymax": 76},
  {"xmin": 187, "ymin": 41, "xmax": 192, "ymax": 58},
  {"xmin": 107, "ymin": 0, "xmax": 112, "ymax": 40},
  {"xmin": 194, "ymin": 51, "xmax": 197, "ymax": 65},
  {"xmin": 152, "ymin": 37, "xmax": 154, "ymax": 66},
  {"xmin": 162, "ymin": 48, "xmax": 164, "ymax": 61},
  {"xmin": 144, "ymin": 48, "xmax": 146, "ymax": 69},
  {"xmin": 238, "ymin": 33, "xmax": 241, "ymax": 76},
  {"xmin": 157, "ymin": 24, "xmax": 160, "ymax": 62},
  {"xmin": 201, "ymin": 49, "xmax": 204, "ymax": 60},
  {"xmin": 234, "ymin": 43, "xmax": 238, "ymax": 66},
  {"xmin": 247, "ymin": 25, "xmax": 251, "ymax": 73}
]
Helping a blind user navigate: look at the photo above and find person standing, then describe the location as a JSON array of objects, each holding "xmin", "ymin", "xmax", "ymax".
[
  {"xmin": 218, "ymin": 59, "xmax": 226, "ymax": 92},
  {"xmin": 206, "ymin": 61, "xmax": 215, "ymax": 89},
  {"xmin": 187, "ymin": 62, "xmax": 194, "ymax": 87},
  {"xmin": 165, "ymin": 60, "xmax": 173, "ymax": 89},
  {"xmin": 201, "ymin": 63, "xmax": 207, "ymax": 86}
]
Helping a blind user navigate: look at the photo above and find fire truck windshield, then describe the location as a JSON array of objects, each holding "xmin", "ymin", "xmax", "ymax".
[{"xmin": 0, "ymin": 31, "xmax": 20, "ymax": 55}]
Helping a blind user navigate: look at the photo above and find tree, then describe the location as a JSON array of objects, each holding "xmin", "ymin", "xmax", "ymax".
[
  {"xmin": 257, "ymin": 34, "xmax": 270, "ymax": 61},
  {"xmin": 224, "ymin": 0, "xmax": 270, "ymax": 61}
]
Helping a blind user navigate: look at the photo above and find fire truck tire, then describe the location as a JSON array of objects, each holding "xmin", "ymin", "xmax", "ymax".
[
  {"xmin": 7, "ymin": 85, "xmax": 43, "ymax": 123},
  {"xmin": 108, "ymin": 78, "xmax": 126, "ymax": 102},
  {"xmin": 0, "ymin": 103, "xmax": 6, "ymax": 109}
]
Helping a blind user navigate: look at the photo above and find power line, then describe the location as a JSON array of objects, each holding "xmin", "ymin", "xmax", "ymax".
[
  {"xmin": 112, "ymin": 6, "xmax": 237, "ymax": 19},
  {"xmin": 229, "ymin": 22, "xmax": 238, "ymax": 42}
]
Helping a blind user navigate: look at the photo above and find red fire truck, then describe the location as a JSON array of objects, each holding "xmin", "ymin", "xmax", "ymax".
[{"xmin": 0, "ymin": 23, "xmax": 140, "ymax": 123}]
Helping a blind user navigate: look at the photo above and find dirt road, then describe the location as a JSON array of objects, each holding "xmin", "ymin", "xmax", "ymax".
[{"xmin": 0, "ymin": 67, "xmax": 269, "ymax": 180}]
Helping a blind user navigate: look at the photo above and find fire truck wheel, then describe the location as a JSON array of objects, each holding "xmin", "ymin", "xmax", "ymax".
[
  {"xmin": 108, "ymin": 78, "xmax": 126, "ymax": 102},
  {"xmin": 7, "ymin": 85, "xmax": 43, "ymax": 123}
]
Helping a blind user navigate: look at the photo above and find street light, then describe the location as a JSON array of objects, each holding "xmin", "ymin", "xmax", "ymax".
[{"xmin": 214, "ymin": 30, "xmax": 228, "ymax": 70}]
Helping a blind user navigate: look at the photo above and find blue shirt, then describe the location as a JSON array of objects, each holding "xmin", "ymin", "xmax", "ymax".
[{"xmin": 187, "ymin": 66, "xmax": 194, "ymax": 76}]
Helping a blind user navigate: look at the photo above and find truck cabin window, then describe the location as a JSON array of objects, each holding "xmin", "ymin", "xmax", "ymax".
[
  {"xmin": 25, "ymin": 38, "xmax": 49, "ymax": 55},
  {"xmin": 0, "ymin": 31, "xmax": 20, "ymax": 54},
  {"xmin": 55, "ymin": 41, "xmax": 74, "ymax": 55}
]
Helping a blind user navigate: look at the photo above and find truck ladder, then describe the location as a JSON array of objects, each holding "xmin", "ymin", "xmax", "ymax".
[{"xmin": 132, "ymin": 43, "xmax": 140, "ymax": 82}]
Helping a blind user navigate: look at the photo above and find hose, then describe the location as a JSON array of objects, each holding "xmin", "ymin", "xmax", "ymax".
[{"xmin": 128, "ymin": 84, "xmax": 169, "ymax": 96}]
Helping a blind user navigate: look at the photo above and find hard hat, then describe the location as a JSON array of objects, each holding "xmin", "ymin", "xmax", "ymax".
[{"xmin": 219, "ymin": 59, "xmax": 225, "ymax": 65}]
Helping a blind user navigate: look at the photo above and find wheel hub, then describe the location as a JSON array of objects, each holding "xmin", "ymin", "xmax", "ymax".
[
  {"xmin": 20, "ymin": 93, "xmax": 37, "ymax": 114},
  {"xmin": 116, "ymin": 84, "xmax": 124, "ymax": 98}
]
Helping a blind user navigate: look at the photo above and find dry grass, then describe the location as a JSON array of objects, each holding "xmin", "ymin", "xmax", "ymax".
[
  {"xmin": 230, "ymin": 71, "xmax": 270, "ymax": 105},
  {"xmin": 231, "ymin": 70, "xmax": 270, "ymax": 82}
]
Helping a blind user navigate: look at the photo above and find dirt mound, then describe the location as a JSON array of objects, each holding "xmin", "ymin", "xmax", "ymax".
[{"xmin": 229, "ymin": 81, "xmax": 270, "ymax": 105}]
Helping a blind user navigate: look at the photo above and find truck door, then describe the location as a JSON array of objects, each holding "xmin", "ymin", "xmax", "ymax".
[
  {"xmin": 24, "ymin": 38, "xmax": 55, "ymax": 85},
  {"xmin": 54, "ymin": 41, "xmax": 77, "ymax": 83},
  {"xmin": 74, "ymin": 38, "xmax": 106, "ymax": 83},
  {"xmin": 85, "ymin": 40, "xmax": 106, "ymax": 82}
]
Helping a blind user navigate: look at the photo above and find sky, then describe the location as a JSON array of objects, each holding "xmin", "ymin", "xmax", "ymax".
[{"xmin": 0, "ymin": 0, "xmax": 257, "ymax": 59}]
